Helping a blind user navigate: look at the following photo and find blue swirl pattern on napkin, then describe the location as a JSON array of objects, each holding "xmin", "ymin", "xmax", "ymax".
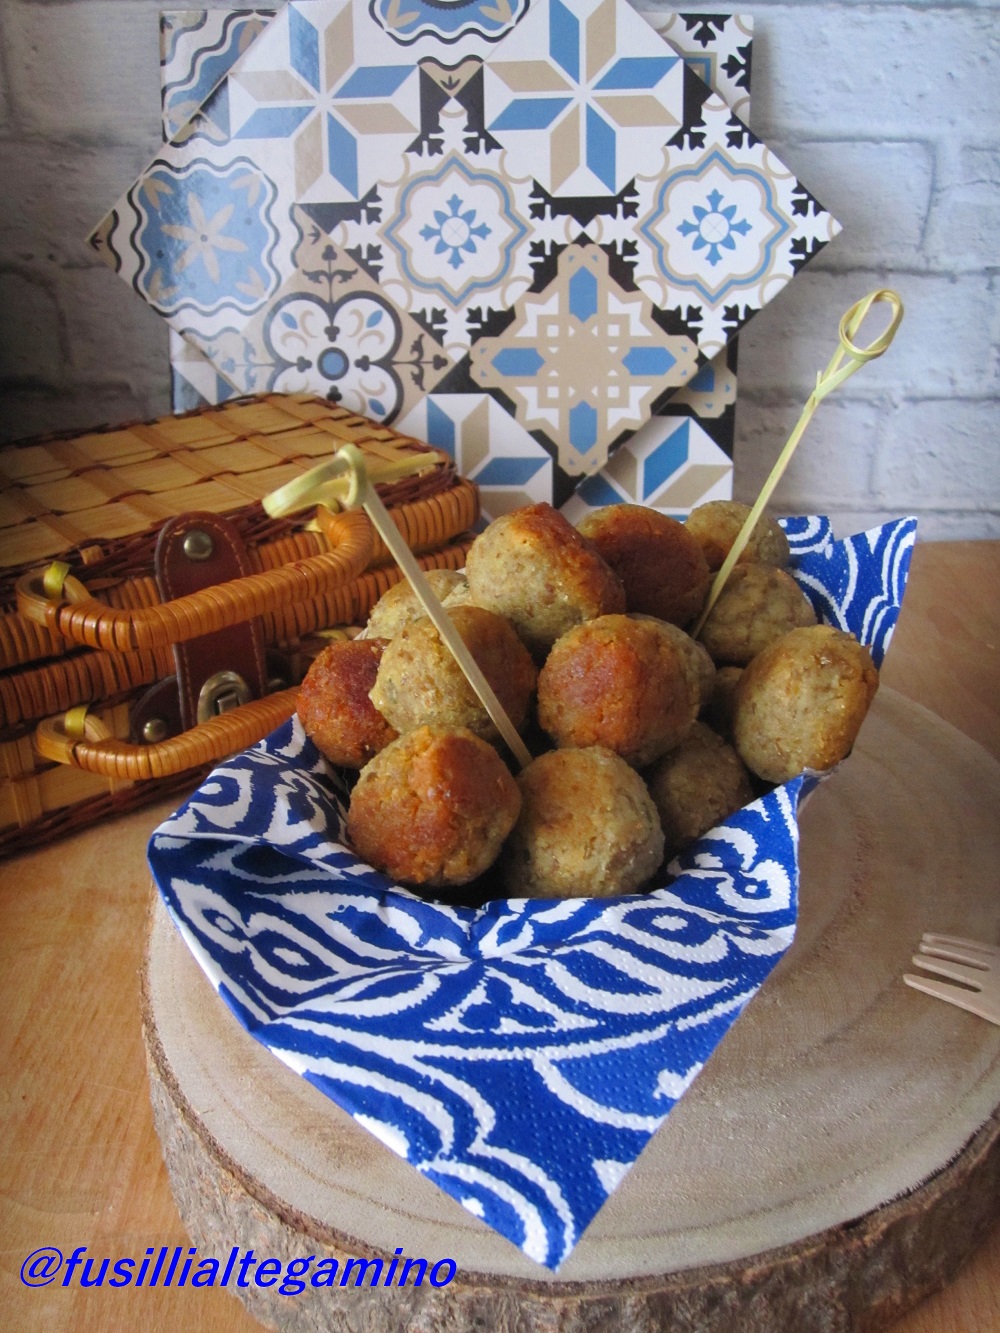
[{"xmin": 148, "ymin": 516, "xmax": 915, "ymax": 1268}]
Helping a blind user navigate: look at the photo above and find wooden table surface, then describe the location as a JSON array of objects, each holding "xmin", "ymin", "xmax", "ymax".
[{"xmin": 2, "ymin": 537, "xmax": 998, "ymax": 1332}]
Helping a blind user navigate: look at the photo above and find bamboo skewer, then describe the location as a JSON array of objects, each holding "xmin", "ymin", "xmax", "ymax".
[
  {"xmin": 691, "ymin": 289, "xmax": 905, "ymax": 640},
  {"xmin": 265, "ymin": 446, "xmax": 534, "ymax": 771}
]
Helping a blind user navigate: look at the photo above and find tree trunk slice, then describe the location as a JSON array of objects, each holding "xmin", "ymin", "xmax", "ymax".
[{"xmin": 142, "ymin": 688, "xmax": 1000, "ymax": 1331}]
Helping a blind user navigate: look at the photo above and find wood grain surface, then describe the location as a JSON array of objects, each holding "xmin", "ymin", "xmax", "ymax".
[{"xmin": 2, "ymin": 538, "xmax": 999, "ymax": 1331}]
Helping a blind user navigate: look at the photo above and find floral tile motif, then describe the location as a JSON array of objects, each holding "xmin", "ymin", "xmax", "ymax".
[
  {"xmin": 398, "ymin": 392, "xmax": 552, "ymax": 523},
  {"xmin": 631, "ymin": 96, "xmax": 837, "ymax": 355},
  {"xmin": 132, "ymin": 157, "xmax": 282, "ymax": 316},
  {"xmin": 382, "ymin": 151, "xmax": 529, "ymax": 310},
  {"xmin": 111, "ymin": 2, "xmax": 833, "ymax": 505},
  {"xmin": 470, "ymin": 243, "xmax": 698, "ymax": 491},
  {"xmin": 182, "ymin": 210, "xmax": 453, "ymax": 422}
]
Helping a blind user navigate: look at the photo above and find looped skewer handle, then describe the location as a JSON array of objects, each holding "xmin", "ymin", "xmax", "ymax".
[
  {"xmin": 263, "ymin": 443, "xmax": 436, "ymax": 516},
  {"xmin": 814, "ymin": 288, "xmax": 904, "ymax": 401},
  {"xmin": 692, "ymin": 289, "xmax": 904, "ymax": 639}
]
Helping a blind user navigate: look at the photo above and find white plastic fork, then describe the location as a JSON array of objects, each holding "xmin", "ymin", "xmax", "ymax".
[{"xmin": 903, "ymin": 933, "xmax": 1000, "ymax": 1026}]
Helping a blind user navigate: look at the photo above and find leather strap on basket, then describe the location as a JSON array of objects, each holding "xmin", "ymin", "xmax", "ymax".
[
  {"xmin": 35, "ymin": 689, "xmax": 299, "ymax": 781},
  {"xmin": 16, "ymin": 509, "xmax": 374, "ymax": 653},
  {"xmin": 154, "ymin": 511, "xmax": 268, "ymax": 731}
]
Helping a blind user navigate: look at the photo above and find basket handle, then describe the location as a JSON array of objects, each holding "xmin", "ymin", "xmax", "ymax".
[
  {"xmin": 35, "ymin": 690, "xmax": 299, "ymax": 780},
  {"xmin": 16, "ymin": 509, "xmax": 373, "ymax": 654}
]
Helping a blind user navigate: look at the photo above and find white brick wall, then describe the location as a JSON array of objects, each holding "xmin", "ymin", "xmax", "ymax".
[{"xmin": 0, "ymin": 1, "xmax": 997, "ymax": 539}]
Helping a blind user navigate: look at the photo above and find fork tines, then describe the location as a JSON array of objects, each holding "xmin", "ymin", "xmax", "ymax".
[
  {"xmin": 903, "ymin": 932, "xmax": 1000, "ymax": 1027},
  {"xmin": 920, "ymin": 932, "xmax": 999, "ymax": 961}
]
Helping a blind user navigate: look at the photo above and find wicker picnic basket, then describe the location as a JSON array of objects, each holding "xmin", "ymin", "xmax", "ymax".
[{"xmin": 0, "ymin": 393, "xmax": 479, "ymax": 855}]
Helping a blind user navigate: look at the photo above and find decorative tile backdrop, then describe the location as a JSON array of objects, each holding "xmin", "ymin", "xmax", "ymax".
[
  {"xmin": 155, "ymin": 9, "xmax": 764, "ymax": 520},
  {"xmin": 113, "ymin": 1, "xmax": 839, "ymax": 517}
]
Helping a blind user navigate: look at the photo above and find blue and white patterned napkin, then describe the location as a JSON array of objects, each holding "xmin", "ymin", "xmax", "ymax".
[{"xmin": 148, "ymin": 515, "xmax": 915, "ymax": 1268}]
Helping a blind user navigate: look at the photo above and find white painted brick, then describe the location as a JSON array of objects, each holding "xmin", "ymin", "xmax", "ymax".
[
  {"xmin": 0, "ymin": 383, "xmax": 171, "ymax": 446},
  {"xmin": 0, "ymin": 140, "xmax": 156, "ymax": 267},
  {"xmin": 895, "ymin": 511, "xmax": 1000, "ymax": 542},
  {"xmin": 736, "ymin": 268, "xmax": 998, "ymax": 402},
  {"xmin": 59, "ymin": 266, "xmax": 170, "ymax": 385},
  {"xmin": 747, "ymin": 10, "xmax": 1000, "ymax": 143},
  {"xmin": 872, "ymin": 399, "xmax": 1000, "ymax": 507},
  {"xmin": 0, "ymin": 271, "xmax": 65, "ymax": 380},
  {"xmin": 780, "ymin": 510, "xmax": 1000, "ymax": 544},
  {"xmin": 924, "ymin": 144, "xmax": 1000, "ymax": 271},
  {"xmin": 4, "ymin": 2, "xmax": 162, "ymax": 145},
  {"xmin": 733, "ymin": 397, "xmax": 882, "ymax": 510},
  {"xmin": 766, "ymin": 139, "xmax": 934, "ymax": 270}
]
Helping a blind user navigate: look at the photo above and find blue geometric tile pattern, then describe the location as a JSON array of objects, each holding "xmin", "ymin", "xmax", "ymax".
[
  {"xmin": 102, "ymin": 0, "xmax": 837, "ymax": 469},
  {"xmin": 161, "ymin": 10, "xmax": 275, "ymax": 144},
  {"xmin": 561, "ymin": 413, "xmax": 732, "ymax": 523},
  {"xmin": 398, "ymin": 391, "xmax": 553, "ymax": 524},
  {"xmin": 148, "ymin": 518, "xmax": 913, "ymax": 1270},
  {"xmin": 156, "ymin": 7, "xmax": 757, "ymax": 509}
]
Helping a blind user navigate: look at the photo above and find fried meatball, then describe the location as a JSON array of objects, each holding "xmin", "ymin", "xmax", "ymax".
[
  {"xmin": 296, "ymin": 638, "xmax": 398, "ymax": 769},
  {"xmin": 698, "ymin": 564, "xmax": 817, "ymax": 666},
  {"xmin": 703, "ymin": 665, "xmax": 744, "ymax": 738},
  {"xmin": 365, "ymin": 569, "xmax": 468, "ymax": 640},
  {"xmin": 537, "ymin": 614, "xmax": 698, "ymax": 767},
  {"xmin": 503, "ymin": 747, "xmax": 664, "ymax": 898},
  {"xmin": 369, "ymin": 604, "xmax": 537, "ymax": 742},
  {"xmin": 577, "ymin": 504, "xmax": 711, "ymax": 627},
  {"xmin": 347, "ymin": 726, "xmax": 521, "ymax": 888},
  {"xmin": 685, "ymin": 500, "xmax": 790, "ymax": 571},
  {"xmin": 732, "ymin": 625, "xmax": 879, "ymax": 783},
  {"xmin": 465, "ymin": 503, "xmax": 625, "ymax": 656},
  {"xmin": 647, "ymin": 722, "xmax": 754, "ymax": 859},
  {"xmin": 630, "ymin": 614, "xmax": 716, "ymax": 711}
]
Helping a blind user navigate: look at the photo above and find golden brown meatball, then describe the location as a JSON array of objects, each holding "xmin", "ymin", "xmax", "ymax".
[
  {"xmin": 503, "ymin": 747, "xmax": 664, "ymax": 898},
  {"xmin": 296, "ymin": 638, "xmax": 398, "ymax": 769},
  {"xmin": 537, "ymin": 614, "xmax": 698, "ymax": 767},
  {"xmin": 577, "ymin": 504, "xmax": 710, "ymax": 627},
  {"xmin": 732, "ymin": 625, "xmax": 879, "ymax": 783},
  {"xmin": 685, "ymin": 500, "xmax": 790, "ymax": 571},
  {"xmin": 369, "ymin": 604, "xmax": 537, "ymax": 742},
  {"xmin": 365, "ymin": 569, "xmax": 468, "ymax": 640},
  {"xmin": 647, "ymin": 722, "xmax": 754, "ymax": 859},
  {"xmin": 630, "ymin": 614, "xmax": 716, "ymax": 712},
  {"xmin": 698, "ymin": 564, "xmax": 817, "ymax": 666},
  {"xmin": 346, "ymin": 726, "xmax": 521, "ymax": 888},
  {"xmin": 465, "ymin": 503, "xmax": 625, "ymax": 656}
]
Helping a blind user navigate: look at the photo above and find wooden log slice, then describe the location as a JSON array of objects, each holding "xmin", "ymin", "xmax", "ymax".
[{"xmin": 142, "ymin": 689, "xmax": 1000, "ymax": 1331}]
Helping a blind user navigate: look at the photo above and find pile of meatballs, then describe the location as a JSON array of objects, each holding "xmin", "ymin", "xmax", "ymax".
[{"xmin": 296, "ymin": 501, "xmax": 878, "ymax": 902}]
